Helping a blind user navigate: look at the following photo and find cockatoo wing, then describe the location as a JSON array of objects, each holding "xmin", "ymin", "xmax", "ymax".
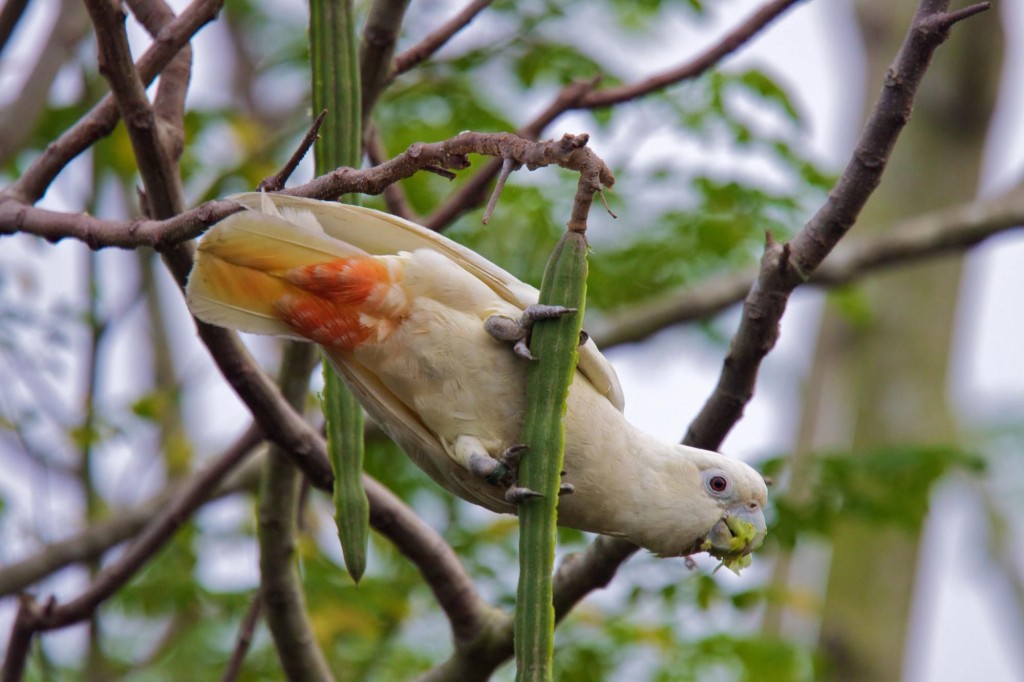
[{"xmin": 228, "ymin": 192, "xmax": 626, "ymax": 412}]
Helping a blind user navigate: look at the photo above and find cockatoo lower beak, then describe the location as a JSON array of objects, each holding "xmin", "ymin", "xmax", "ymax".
[{"xmin": 705, "ymin": 504, "xmax": 767, "ymax": 560}]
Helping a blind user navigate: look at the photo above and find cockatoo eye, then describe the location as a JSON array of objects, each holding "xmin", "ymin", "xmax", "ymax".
[{"xmin": 703, "ymin": 471, "xmax": 730, "ymax": 495}]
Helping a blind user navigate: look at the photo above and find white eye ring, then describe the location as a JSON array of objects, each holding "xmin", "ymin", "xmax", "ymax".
[{"xmin": 703, "ymin": 470, "xmax": 731, "ymax": 496}]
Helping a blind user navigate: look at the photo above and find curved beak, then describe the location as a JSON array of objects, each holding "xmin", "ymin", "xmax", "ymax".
[{"xmin": 705, "ymin": 503, "xmax": 767, "ymax": 559}]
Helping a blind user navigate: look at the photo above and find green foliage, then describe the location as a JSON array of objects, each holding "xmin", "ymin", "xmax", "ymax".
[
  {"xmin": 764, "ymin": 445, "xmax": 985, "ymax": 549},
  {"xmin": 2, "ymin": 0, "xmax": 867, "ymax": 680}
]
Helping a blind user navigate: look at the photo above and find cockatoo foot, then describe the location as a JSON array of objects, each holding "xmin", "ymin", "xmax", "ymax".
[
  {"xmin": 505, "ymin": 486, "xmax": 543, "ymax": 504},
  {"xmin": 504, "ymin": 482, "xmax": 572, "ymax": 504},
  {"xmin": 484, "ymin": 304, "xmax": 578, "ymax": 361},
  {"xmin": 467, "ymin": 444, "xmax": 528, "ymax": 488}
]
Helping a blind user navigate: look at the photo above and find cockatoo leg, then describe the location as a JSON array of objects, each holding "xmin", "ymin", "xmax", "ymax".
[
  {"xmin": 484, "ymin": 304, "xmax": 579, "ymax": 361},
  {"xmin": 456, "ymin": 437, "xmax": 575, "ymax": 504}
]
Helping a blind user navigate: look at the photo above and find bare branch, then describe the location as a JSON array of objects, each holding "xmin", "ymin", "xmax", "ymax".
[
  {"xmin": 221, "ymin": 591, "xmax": 264, "ymax": 682},
  {"xmin": 0, "ymin": 0, "xmax": 29, "ymax": 55},
  {"xmin": 258, "ymin": 344, "xmax": 334, "ymax": 682},
  {"xmin": 580, "ymin": 0, "xmax": 804, "ymax": 108},
  {"xmin": 259, "ymin": 110, "xmax": 328, "ymax": 192},
  {"xmin": 366, "ymin": 126, "xmax": 419, "ymax": 221},
  {"xmin": 83, "ymin": 0, "xmax": 185, "ymax": 219},
  {"xmin": 3, "ymin": 0, "xmax": 223, "ymax": 205},
  {"xmin": 592, "ymin": 184, "xmax": 1024, "ymax": 348},
  {"xmin": 360, "ymin": 0, "xmax": 411, "ymax": 122},
  {"xmin": 125, "ymin": 0, "xmax": 193, "ymax": 161},
  {"xmin": 0, "ymin": 435, "xmax": 263, "ymax": 598},
  {"xmin": 685, "ymin": 0, "xmax": 990, "ymax": 450},
  {"xmin": 390, "ymin": 0, "xmax": 495, "ymax": 78},
  {"xmin": 0, "ymin": 0, "xmax": 90, "ymax": 165},
  {"xmin": 1, "ymin": 424, "xmax": 261, "ymax": 677},
  {"xmin": 0, "ymin": 131, "xmax": 612, "ymax": 249}
]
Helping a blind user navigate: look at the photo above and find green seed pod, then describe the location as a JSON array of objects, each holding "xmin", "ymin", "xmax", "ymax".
[
  {"xmin": 324, "ymin": 362, "xmax": 369, "ymax": 583},
  {"xmin": 515, "ymin": 229, "xmax": 589, "ymax": 682}
]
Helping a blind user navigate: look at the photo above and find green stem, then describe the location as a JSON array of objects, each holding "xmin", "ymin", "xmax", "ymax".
[
  {"xmin": 514, "ymin": 231, "xmax": 589, "ymax": 681},
  {"xmin": 309, "ymin": 0, "xmax": 369, "ymax": 582}
]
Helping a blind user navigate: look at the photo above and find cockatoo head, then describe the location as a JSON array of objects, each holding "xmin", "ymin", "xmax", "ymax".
[{"xmin": 637, "ymin": 448, "xmax": 767, "ymax": 566}]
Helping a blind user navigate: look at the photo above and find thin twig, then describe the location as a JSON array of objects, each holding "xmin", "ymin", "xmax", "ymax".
[
  {"xmin": 481, "ymin": 157, "xmax": 517, "ymax": 224},
  {"xmin": 580, "ymin": 0, "xmax": 804, "ymax": 108},
  {"xmin": 221, "ymin": 591, "xmax": 264, "ymax": 682},
  {"xmin": 590, "ymin": 183, "xmax": 1024, "ymax": 348},
  {"xmin": 125, "ymin": 0, "xmax": 193, "ymax": 163},
  {"xmin": 3, "ymin": 0, "xmax": 223, "ymax": 205},
  {"xmin": 259, "ymin": 110, "xmax": 328, "ymax": 192},
  {"xmin": 0, "ymin": 424, "xmax": 261, "ymax": 677},
  {"xmin": 390, "ymin": 0, "xmax": 495, "ymax": 78},
  {"xmin": 424, "ymin": 0, "xmax": 804, "ymax": 230},
  {"xmin": 365, "ymin": 126, "xmax": 418, "ymax": 221}
]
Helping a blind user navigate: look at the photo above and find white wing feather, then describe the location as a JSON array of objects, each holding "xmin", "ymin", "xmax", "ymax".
[{"xmin": 229, "ymin": 192, "xmax": 626, "ymax": 411}]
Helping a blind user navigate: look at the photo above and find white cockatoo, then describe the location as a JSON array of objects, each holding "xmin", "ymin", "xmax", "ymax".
[{"xmin": 186, "ymin": 193, "xmax": 767, "ymax": 561}]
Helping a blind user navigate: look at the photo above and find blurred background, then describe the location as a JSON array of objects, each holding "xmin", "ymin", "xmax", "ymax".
[{"xmin": 1, "ymin": 0, "xmax": 1022, "ymax": 679}]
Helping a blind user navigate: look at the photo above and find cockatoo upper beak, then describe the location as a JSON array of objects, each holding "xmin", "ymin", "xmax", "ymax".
[{"xmin": 705, "ymin": 503, "xmax": 767, "ymax": 559}]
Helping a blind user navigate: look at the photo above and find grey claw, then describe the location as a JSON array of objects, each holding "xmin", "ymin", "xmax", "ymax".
[
  {"xmin": 483, "ymin": 315, "xmax": 523, "ymax": 343},
  {"xmin": 522, "ymin": 304, "xmax": 577, "ymax": 323},
  {"xmin": 578, "ymin": 329, "xmax": 590, "ymax": 346},
  {"xmin": 469, "ymin": 453, "xmax": 500, "ymax": 479},
  {"xmin": 485, "ymin": 305, "xmax": 578, "ymax": 361},
  {"xmin": 506, "ymin": 486, "xmax": 543, "ymax": 504},
  {"xmin": 558, "ymin": 483, "xmax": 575, "ymax": 496},
  {"xmin": 513, "ymin": 338, "xmax": 535, "ymax": 361}
]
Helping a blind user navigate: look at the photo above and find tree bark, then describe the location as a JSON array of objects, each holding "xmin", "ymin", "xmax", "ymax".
[{"xmin": 768, "ymin": 3, "xmax": 1004, "ymax": 680}]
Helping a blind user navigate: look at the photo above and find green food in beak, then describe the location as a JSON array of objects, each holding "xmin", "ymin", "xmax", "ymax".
[{"xmin": 701, "ymin": 503, "xmax": 767, "ymax": 575}]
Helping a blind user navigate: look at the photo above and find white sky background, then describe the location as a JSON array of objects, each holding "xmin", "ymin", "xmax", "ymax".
[{"xmin": 1, "ymin": 0, "xmax": 1023, "ymax": 679}]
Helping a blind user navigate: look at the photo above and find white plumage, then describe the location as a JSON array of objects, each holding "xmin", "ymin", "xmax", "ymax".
[{"xmin": 186, "ymin": 193, "xmax": 767, "ymax": 559}]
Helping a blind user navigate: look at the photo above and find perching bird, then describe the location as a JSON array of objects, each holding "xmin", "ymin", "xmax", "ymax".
[{"xmin": 186, "ymin": 193, "xmax": 767, "ymax": 561}]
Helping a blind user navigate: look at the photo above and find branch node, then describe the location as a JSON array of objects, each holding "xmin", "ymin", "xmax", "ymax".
[
  {"xmin": 482, "ymin": 156, "xmax": 518, "ymax": 224},
  {"xmin": 937, "ymin": 2, "xmax": 991, "ymax": 29},
  {"xmin": 424, "ymin": 165, "xmax": 458, "ymax": 180}
]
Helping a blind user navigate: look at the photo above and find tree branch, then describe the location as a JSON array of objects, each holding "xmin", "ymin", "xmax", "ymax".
[
  {"xmin": 1, "ymin": 424, "xmax": 261, "ymax": 678},
  {"xmin": 582, "ymin": 0, "xmax": 804, "ymax": 108},
  {"xmin": 390, "ymin": 0, "xmax": 495, "ymax": 78},
  {"xmin": 0, "ymin": 131, "xmax": 613, "ymax": 249},
  {"xmin": 82, "ymin": 0, "xmax": 185, "ymax": 219},
  {"xmin": 359, "ymin": 0, "xmax": 411, "ymax": 123},
  {"xmin": 257, "ymin": 343, "xmax": 334, "ymax": 681},
  {"xmin": 2, "ymin": 0, "xmax": 222, "ymax": 205},
  {"xmin": 684, "ymin": 0, "xmax": 991, "ymax": 451},
  {"xmin": 419, "ymin": 0, "xmax": 804, "ymax": 230},
  {"xmin": 0, "ymin": 432, "xmax": 263, "ymax": 598},
  {"xmin": 415, "ymin": 2, "xmax": 990, "ymax": 678},
  {"xmin": 125, "ymin": 0, "xmax": 193, "ymax": 163},
  {"xmin": 591, "ymin": 183, "xmax": 1024, "ymax": 348}
]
